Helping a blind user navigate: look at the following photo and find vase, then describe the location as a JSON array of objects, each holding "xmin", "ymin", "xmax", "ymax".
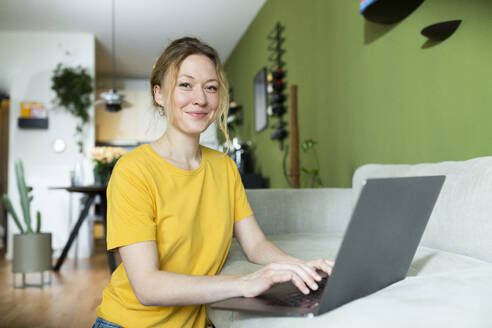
[
  {"xmin": 93, "ymin": 167, "xmax": 112, "ymax": 186},
  {"xmin": 73, "ymin": 162, "xmax": 85, "ymax": 186}
]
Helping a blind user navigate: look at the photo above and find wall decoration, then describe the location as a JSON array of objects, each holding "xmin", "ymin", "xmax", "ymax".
[
  {"xmin": 421, "ymin": 20, "xmax": 462, "ymax": 42},
  {"xmin": 20, "ymin": 102, "xmax": 46, "ymax": 118},
  {"xmin": 267, "ymin": 22, "xmax": 288, "ymax": 149},
  {"xmin": 17, "ymin": 102, "xmax": 48, "ymax": 129},
  {"xmin": 360, "ymin": 0, "xmax": 424, "ymax": 24}
]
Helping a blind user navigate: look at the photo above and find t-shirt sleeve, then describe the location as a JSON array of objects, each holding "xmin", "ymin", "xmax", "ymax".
[
  {"xmin": 106, "ymin": 157, "xmax": 156, "ymax": 250},
  {"xmin": 231, "ymin": 160, "xmax": 254, "ymax": 223}
]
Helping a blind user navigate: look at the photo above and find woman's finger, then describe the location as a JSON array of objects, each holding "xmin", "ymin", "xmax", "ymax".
[
  {"xmin": 323, "ymin": 258, "xmax": 335, "ymax": 268},
  {"xmin": 265, "ymin": 267, "xmax": 311, "ymax": 294},
  {"xmin": 297, "ymin": 262, "xmax": 322, "ymax": 281},
  {"xmin": 305, "ymin": 258, "xmax": 334, "ymax": 276},
  {"xmin": 275, "ymin": 263, "xmax": 319, "ymax": 291},
  {"xmin": 288, "ymin": 271, "xmax": 310, "ymax": 295}
]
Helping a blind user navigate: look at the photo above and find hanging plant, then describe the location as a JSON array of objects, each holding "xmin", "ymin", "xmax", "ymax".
[{"xmin": 51, "ymin": 64, "xmax": 93, "ymax": 153}]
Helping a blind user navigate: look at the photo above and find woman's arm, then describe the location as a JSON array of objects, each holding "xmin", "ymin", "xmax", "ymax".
[
  {"xmin": 233, "ymin": 215, "xmax": 298, "ymax": 264},
  {"xmin": 233, "ymin": 215, "xmax": 334, "ymax": 288},
  {"xmin": 119, "ymin": 241, "xmax": 243, "ymax": 306},
  {"xmin": 120, "ymin": 236, "xmax": 331, "ymax": 306}
]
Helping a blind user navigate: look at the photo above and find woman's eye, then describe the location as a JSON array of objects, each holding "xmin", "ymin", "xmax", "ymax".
[
  {"xmin": 206, "ymin": 85, "xmax": 218, "ymax": 92},
  {"xmin": 179, "ymin": 82, "xmax": 191, "ymax": 88}
]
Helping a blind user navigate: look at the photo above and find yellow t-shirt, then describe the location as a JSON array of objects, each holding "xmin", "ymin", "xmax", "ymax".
[{"xmin": 96, "ymin": 144, "xmax": 253, "ymax": 328}]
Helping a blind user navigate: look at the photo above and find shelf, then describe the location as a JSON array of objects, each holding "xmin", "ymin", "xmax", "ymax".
[
  {"xmin": 360, "ymin": 0, "xmax": 425, "ymax": 24},
  {"xmin": 18, "ymin": 118, "xmax": 48, "ymax": 129},
  {"xmin": 421, "ymin": 20, "xmax": 462, "ymax": 41}
]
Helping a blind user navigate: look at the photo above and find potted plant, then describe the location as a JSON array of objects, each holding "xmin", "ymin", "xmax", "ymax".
[
  {"xmin": 87, "ymin": 146, "xmax": 127, "ymax": 185},
  {"xmin": 301, "ymin": 139, "xmax": 324, "ymax": 188},
  {"xmin": 2, "ymin": 159, "xmax": 52, "ymax": 287},
  {"xmin": 51, "ymin": 64, "xmax": 93, "ymax": 153}
]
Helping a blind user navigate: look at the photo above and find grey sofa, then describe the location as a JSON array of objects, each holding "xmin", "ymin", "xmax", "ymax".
[{"xmin": 207, "ymin": 156, "xmax": 492, "ymax": 327}]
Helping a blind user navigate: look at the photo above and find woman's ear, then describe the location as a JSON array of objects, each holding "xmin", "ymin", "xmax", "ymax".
[{"xmin": 153, "ymin": 84, "xmax": 164, "ymax": 107}]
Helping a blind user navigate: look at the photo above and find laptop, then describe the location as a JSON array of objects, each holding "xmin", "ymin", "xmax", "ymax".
[{"xmin": 210, "ymin": 175, "xmax": 445, "ymax": 317}]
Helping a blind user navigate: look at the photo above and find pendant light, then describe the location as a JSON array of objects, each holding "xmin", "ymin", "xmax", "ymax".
[{"xmin": 95, "ymin": 0, "xmax": 130, "ymax": 112}]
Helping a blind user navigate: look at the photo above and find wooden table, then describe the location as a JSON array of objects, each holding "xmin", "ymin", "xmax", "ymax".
[{"xmin": 50, "ymin": 186, "xmax": 116, "ymax": 273}]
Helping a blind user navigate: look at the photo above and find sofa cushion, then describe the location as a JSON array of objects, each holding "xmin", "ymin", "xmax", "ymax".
[
  {"xmin": 352, "ymin": 156, "xmax": 492, "ymax": 263},
  {"xmin": 208, "ymin": 233, "xmax": 492, "ymax": 327},
  {"xmin": 245, "ymin": 189, "xmax": 353, "ymax": 236}
]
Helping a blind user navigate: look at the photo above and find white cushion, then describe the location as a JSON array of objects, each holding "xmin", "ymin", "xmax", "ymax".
[
  {"xmin": 245, "ymin": 189, "xmax": 353, "ymax": 236},
  {"xmin": 352, "ymin": 156, "xmax": 492, "ymax": 263}
]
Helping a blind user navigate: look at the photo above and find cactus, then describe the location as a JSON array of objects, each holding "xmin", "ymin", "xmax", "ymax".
[
  {"xmin": 2, "ymin": 195, "xmax": 24, "ymax": 234},
  {"xmin": 36, "ymin": 211, "xmax": 41, "ymax": 234},
  {"xmin": 2, "ymin": 159, "xmax": 41, "ymax": 234}
]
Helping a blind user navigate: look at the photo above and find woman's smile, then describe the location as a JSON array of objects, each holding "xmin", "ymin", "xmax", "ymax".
[{"xmin": 186, "ymin": 111, "xmax": 208, "ymax": 119}]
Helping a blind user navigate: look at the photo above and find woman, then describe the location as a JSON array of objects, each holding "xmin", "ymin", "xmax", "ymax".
[{"xmin": 94, "ymin": 37, "xmax": 333, "ymax": 328}]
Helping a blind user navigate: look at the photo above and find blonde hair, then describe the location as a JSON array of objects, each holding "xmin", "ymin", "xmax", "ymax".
[{"xmin": 150, "ymin": 37, "xmax": 230, "ymax": 152}]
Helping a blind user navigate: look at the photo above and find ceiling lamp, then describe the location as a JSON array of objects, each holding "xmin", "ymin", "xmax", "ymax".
[{"xmin": 95, "ymin": 0, "xmax": 130, "ymax": 112}]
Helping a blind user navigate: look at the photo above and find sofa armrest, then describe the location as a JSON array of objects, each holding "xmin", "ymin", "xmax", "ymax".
[{"xmin": 245, "ymin": 188, "xmax": 354, "ymax": 236}]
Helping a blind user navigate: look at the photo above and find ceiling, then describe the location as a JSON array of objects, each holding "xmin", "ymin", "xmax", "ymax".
[{"xmin": 0, "ymin": 0, "xmax": 266, "ymax": 79}]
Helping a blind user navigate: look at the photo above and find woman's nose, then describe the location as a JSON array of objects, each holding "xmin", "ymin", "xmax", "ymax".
[{"xmin": 192, "ymin": 87, "xmax": 207, "ymax": 106}]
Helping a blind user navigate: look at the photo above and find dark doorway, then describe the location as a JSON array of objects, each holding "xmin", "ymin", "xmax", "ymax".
[{"xmin": 0, "ymin": 95, "xmax": 10, "ymax": 255}]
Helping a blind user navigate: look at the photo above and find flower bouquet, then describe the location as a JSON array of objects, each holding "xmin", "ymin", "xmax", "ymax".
[{"xmin": 87, "ymin": 147, "xmax": 127, "ymax": 185}]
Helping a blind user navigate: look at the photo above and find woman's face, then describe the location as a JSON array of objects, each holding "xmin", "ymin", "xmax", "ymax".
[{"xmin": 158, "ymin": 54, "xmax": 220, "ymax": 137}]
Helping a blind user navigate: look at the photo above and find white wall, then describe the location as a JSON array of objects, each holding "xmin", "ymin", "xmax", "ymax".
[{"xmin": 1, "ymin": 31, "xmax": 96, "ymax": 260}]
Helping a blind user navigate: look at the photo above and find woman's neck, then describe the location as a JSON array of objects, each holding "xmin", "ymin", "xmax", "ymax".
[{"xmin": 152, "ymin": 128, "xmax": 202, "ymax": 170}]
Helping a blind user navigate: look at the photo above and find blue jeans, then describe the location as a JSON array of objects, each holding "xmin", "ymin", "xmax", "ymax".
[{"xmin": 91, "ymin": 317, "xmax": 123, "ymax": 328}]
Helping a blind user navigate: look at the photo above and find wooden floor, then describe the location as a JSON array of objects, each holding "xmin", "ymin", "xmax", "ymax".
[{"xmin": 0, "ymin": 242, "xmax": 115, "ymax": 328}]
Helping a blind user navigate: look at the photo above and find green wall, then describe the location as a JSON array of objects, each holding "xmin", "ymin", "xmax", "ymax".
[{"xmin": 224, "ymin": 0, "xmax": 492, "ymax": 188}]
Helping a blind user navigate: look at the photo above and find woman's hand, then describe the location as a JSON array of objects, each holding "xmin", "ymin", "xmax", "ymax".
[{"xmin": 238, "ymin": 258, "xmax": 334, "ymax": 298}]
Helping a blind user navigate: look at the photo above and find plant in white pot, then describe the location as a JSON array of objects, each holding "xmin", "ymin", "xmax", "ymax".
[{"xmin": 2, "ymin": 159, "xmax": 52, "ymax": 287}]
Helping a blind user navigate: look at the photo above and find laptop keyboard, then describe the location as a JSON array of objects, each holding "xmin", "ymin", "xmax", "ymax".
[{"xmin": 262, "ymin": 277, "xmax": 328, "ymax": 308}]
